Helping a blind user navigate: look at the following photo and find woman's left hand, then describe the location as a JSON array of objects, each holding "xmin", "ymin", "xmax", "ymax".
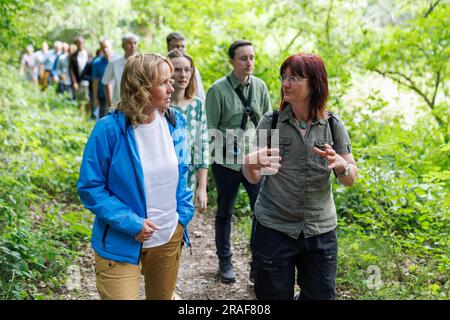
[
  {"xmin": 312, "ymin": 143, "xmax": 346, "ymax": 172},
  {"xmin": 195, "ymin": 187, "xmax": 207, "ymax": 213}
]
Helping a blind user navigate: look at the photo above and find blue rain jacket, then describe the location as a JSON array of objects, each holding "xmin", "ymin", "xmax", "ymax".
[{"xmin": 77, "ymin": 109, "xmax": 194, "ymax": 265}]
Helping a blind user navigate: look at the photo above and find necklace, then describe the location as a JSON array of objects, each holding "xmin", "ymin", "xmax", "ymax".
[{"xmin": 299, "ymin": 120, "xmax": 307, "ymax": 129}]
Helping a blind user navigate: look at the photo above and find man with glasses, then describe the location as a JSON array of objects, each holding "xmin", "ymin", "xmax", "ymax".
[{"xmin": 206, "ymin": 40, "xmax": 271, "ymax": 284}]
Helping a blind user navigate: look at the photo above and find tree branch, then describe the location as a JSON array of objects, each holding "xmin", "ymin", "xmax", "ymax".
[
  {"xmin": 373, "ymin": 69, "xmax": 433, "ymax": 108},
  {"xmin": 283, "ymin": 30, "xmax": 303, "ymax": 53},
  {"xmin": 424, "ymin": 0, "xmax": 440, "ymax": 17},
  {"xmin": 373, "ymin": 68, "xmax": 445, "ymax": 130},
  {"xmin": 431, "ymin": 70, "xmax": 441, "ymax": 107}
]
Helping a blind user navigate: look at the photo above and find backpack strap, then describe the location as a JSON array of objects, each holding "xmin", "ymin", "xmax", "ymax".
[
  {"xmin": 226, "ymin": 76, "xmax": 257, "ymax": 129},
  {"xmin": 267, "ymin": 110, "xmax": 279, "ymax": 149},
  {"xmin": 328, "ymin": 111, "xmax": 336, "ymax": 145},
  {"xmin": 327, "ymin": 111, "xmax": 338, "ymax": 178},
  {"xmin": 271, "ymin": 110, "xmax": 279, "ymax": 130},
  {"xmin": 164, "ymin": 108, "xmax": 176, "ymax": 129}
]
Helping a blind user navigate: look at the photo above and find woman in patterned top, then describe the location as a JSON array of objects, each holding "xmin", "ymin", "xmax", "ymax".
[{"xmin": 168, "ymin": 50, "xmax": 209, "ymax": 213}]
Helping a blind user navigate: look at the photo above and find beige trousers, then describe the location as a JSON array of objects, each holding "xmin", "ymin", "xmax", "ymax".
[{"xmin": 95, "ymin": 223, "xmax": 184, "ymax": 300}]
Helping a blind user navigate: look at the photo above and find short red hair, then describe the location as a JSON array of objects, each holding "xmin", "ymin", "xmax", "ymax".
[{"xmin": 279, "ymin": 53, "xmax": 329, "ymax": 119}]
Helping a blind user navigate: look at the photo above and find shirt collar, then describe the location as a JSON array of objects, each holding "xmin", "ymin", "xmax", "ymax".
[
  {"xmin": 229, "ymin": 71, "xmax": 251, "ymax": 89},
  {"xmin": 279, "ymin": 104, "xmax": 327, "ymax": 125}
]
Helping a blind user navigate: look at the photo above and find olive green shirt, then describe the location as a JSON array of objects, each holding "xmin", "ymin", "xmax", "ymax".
[
  {"xmin": 206, "ymin": 71, "xmax": 271, "ymax": 171},
  {"xmin": 254, "ymin": 105, "xmax": 352, "ymax": 239}
]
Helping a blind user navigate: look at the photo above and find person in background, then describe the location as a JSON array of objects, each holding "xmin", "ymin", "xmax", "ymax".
[
  {"xmin": 50, "ymin": 41, "xmax": 64, "ymax": 85},
  {"xmin": 168, "ymin": 49, "xmax": 209, "ymax": 213},
  {"xmin": 34, "ymin": 42, "xmax": 49, "ymax": 86},
  {"xmin": 77, "ymin": 53, "xmax": 194, "ymax": 300},
  {"xmin": 166, "ymin": 32, "xmax": 205, "ymax": 101},
  {"xmin": 69, "ymin": 36, "xmax": 89, "ymax": 115},
  {"xmin": 55, "ymin": 42, "xmax": 73, "ymax": 99},
  {"xmin": 206, "ymin": 40, "xmax": 271, "ymax": 283},
  {"xmin": 102, "ymin": 33, "xmax": 139, "ymax": 108},
  {"xmin": 19, "ymin": 45, "xmax": 38, "ymax": 87},
  {"xmin": 42, "ymin": 41, "xmax": 61, "ymax": 91},
  {"xmin": 243, "ymin": 53, "xmax": 358, "ymax": 300},
  {"xmin": 80, "ymin": 49, "xmax": 100, "ymax": 119},
  {"xmin": 92, "ymin": 38, "xmax": 112, "ymax": 119}
]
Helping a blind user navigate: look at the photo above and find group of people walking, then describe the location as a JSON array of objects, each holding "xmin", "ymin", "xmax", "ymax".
[
  {"xmin": 19, "ymin": 38, "xmax": 91, "ymax": 115},
  {"xmin": 76, "ymin": 31, "xmax": 358, "ymax": 300}
]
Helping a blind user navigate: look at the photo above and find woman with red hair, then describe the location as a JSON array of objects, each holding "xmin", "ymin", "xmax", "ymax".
[{"xmin": 243, "ymin": 53, "xmax": 358, "ymax": 300}]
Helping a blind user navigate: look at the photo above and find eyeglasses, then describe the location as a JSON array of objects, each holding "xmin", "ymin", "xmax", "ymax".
[
  {"xmin": 160, "ymin": 78, "xmax": 175, "ymax": 87},
  {"xmin": 174, "ymin": 67, "xmax": 193, "ymax": 74},
  {"xmin": 279, "ymin": 75, "xmax": 308, "ymax": 83}
]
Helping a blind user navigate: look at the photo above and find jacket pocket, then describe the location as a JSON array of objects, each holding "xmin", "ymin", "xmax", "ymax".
[
  {"xmin": 102, "ymin": 224, "xmax": 110, "ymax": 248},
  {"xmin": 279, "ymin": 136, "xmax": 292, "ymax": 162}
]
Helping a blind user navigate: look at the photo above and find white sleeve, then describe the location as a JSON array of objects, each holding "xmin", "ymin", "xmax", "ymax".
[
  {"xmin": 195, "ymin": 68, "xmax": 205, "ymax": 102},
  {"xmin": 101, "ymin": 61, "xmax": 114, "ymax": 85}
]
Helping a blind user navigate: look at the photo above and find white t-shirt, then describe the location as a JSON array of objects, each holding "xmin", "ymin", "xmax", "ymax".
[
  {"xmin": 134, "ymin": 111, "xmax": 179, "ymax": 248},
  {"xmin": 77, "ymin": 49, "xmax": 88, "ymax": 75},
  {"xmin": 101, "ymin": 55, "xmax": 125, "ymax": 106}
]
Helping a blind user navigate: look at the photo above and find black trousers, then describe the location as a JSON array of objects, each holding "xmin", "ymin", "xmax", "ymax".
[
  {"xmin": 211, "ymin": 163, "xmax": 261, "ymax": 260},
  {"xmin": 252, "ymin": 220, "xmax": 338, "ymax": 300}
]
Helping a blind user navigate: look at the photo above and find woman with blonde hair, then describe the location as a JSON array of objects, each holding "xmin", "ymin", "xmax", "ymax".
[{"xmin": 77, "ymin": 53, "xmax": 194, "ymax": 300}]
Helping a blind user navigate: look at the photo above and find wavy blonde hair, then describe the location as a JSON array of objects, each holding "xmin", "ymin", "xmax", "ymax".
[{"xmin": 116, "ymin": 53, "xmax": 173, "ymax": 126}]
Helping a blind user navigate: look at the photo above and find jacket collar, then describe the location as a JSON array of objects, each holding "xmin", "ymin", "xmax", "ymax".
[{"xmin": 110, "ymin": 110, "xmax": 127, "ymax": 134}]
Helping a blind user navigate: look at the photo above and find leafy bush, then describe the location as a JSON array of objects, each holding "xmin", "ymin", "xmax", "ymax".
[
  {"xmin": 333, "ymin": 94, "xmax": 449, "ymax": 299},
  {"xmin": 0, "ymin": 64, "xmax": 93, "ymax": 299}
]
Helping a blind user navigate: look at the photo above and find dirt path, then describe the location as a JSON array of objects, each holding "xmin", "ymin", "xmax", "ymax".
[{"xmin": 58, "ymin": 212, "xmax": 255, "ymax": 300}]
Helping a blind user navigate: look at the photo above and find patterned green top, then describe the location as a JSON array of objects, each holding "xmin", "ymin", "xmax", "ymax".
[{"xmin": 171, "ymin": 97, "xmax": 209, "ymax": 191}]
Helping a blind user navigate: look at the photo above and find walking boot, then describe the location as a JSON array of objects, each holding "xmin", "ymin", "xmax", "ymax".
[{"xmin": 219, "ymin": 258, "xmax": 236, "ymax": 283}]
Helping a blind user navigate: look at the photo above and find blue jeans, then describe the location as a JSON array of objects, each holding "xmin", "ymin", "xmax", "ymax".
[
  {"xmin": 211, "ymin": 163, "xmax": 261, "ymax": 260},
  {"xmin": 252, "ymin": 220, "xmax": 338, "ymax": 300}
]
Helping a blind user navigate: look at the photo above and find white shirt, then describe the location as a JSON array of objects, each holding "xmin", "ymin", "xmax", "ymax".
[
  {"xmin": 77, "ymin": 49, "xmax": 88, "ymax": 75},
  {"xmin": 194, "ymin": 68, "xmax": 205, "ymax": 102},
  {"xmin": 101, "ymin": 55, "xmax": 125, "ymax": 106},
  {"xmin": 134, "ymin": 112, "xmax": 179, "ymax": 248}
]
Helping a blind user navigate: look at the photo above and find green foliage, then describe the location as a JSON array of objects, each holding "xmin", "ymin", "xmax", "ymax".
[
  {"xmin": 357, "ymin": 2, "xmax": 450, "ymax": 140},
  {"xmin": 0, "ymin": 63, "xmax": 93, "ymax": 299},
  {"xmin": 333, "ymin": 91, "xmax": 449, "ymax": 299},
  {"xmin": 0, "ymin": 0, "xmax": 448, "ymax": 300}
]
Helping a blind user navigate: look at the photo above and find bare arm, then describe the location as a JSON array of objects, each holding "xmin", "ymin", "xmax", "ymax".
[
  {"xmin": 104, "ymin": 84, "xmax": 112, "ymax": 107},
  {"xmin": 194, "ymin": 168, "xmax": 208, "ymax": 213}
]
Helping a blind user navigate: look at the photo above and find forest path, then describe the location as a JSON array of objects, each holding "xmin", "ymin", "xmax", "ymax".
[{"xmin": 59, "ymin": 211, "xmax": 256, "ymax": 300}]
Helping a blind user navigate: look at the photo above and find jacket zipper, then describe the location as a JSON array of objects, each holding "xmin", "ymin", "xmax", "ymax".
[
  {"xmin": 124, "ymin": 128, "xmax": 147, "ymax": 265},
  {"xmin": 137, "ymin": 243, "xmax": 143, "ymax": 265}
]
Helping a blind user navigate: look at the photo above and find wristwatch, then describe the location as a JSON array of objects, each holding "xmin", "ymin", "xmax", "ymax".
[{"xmin": 336, "ymin": 161, "xmax": 350, "ymax": 177}]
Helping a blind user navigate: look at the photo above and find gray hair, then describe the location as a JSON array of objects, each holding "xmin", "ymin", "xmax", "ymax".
[{"xmin": 122, "ymin": 33, "xmax": 139, "ymax": 45}]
